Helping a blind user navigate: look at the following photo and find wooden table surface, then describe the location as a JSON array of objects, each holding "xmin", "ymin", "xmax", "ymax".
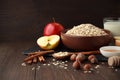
[{"xmin": 0, "ymin": 41, "xmax": 120, "ymax": 80}]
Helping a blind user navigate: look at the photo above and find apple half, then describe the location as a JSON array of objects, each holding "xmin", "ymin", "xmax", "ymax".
[
  {"xmin": 114, "ymin": 36, "xmax": 120, "ymax": 40},
  {"xmin": 37, "ymin": 35, "xmax": 60, "ymax": 50},
  {"xmin": 114, "ymin": 36, "xmax": 120, "ymax": 46}
]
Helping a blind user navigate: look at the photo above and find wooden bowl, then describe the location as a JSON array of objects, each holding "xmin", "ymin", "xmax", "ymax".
[{"xmin": 61, "ymin": 29, "xmax": 112, "ymax": 51}]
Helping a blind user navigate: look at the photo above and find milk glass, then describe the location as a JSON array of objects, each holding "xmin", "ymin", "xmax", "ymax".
[{"xmin": 103, "ymin": 17, "xmax": 120, "ymax": 36}]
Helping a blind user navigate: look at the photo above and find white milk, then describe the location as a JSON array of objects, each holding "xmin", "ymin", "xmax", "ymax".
[{"xmin": 104, "ymin": 21, "xmax": 120, "ymax": 36}]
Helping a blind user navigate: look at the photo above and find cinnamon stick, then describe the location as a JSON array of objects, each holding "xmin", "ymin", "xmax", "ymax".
[
  {"xmin": 24, "ymin": 50, "xmax": 54, "ymax": 62},
  {"xmin": 33, "ymin": 57, "xmax": 37, "ymax": 63},
  {"xmin": 75, "ymin": 50, "xmax": 100, "ymax": 55},
  {"xmin": 38, "ymin": 56, "xmax": 45, "ymax": 62},
  {"xmin": 26, "ymin": 59, "xmax": 33, "ymax": 64}
]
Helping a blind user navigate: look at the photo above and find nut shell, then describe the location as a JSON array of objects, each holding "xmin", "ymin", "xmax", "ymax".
[
  {"xmin": 88, "ymin": 55, "xmax": 96, "ymax": 61},
  {"xmin": 90, "ymin": 58, "xmax": 98, "ymax": 64},
  {"xmin": 83, "ymin": 64, "xmax": 92, "ymax": 71},
  {"xmin": 72, "ymin": 60, "xmax": 81, "ymax": 69},
  {"xmin": 70, "ymin": 54, "xmax": 77, "ymax": 61},
  {"xmin": 76, "ymin": 53, "xmax": 86, "ymax": 62}
]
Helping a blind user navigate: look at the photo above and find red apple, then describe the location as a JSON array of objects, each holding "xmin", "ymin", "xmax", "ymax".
[{"xmin": 43, "ymin": 22, "xmax": 64, "ymax": 36}]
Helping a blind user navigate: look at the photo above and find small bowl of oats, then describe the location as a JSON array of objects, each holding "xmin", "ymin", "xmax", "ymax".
[{"xmin": 61, "ymin": 23, "xmax": 113, "ymax": 51}]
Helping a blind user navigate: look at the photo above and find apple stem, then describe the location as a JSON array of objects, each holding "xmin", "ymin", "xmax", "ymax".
[{"xmin": 52, "ymin": 17, "xmax": 56, "ymax": 23}]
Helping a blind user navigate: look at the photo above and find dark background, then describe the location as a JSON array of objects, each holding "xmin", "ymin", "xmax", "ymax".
[{"xmin": 0, "ymin": 0, "xmax": 120, "ymax": 42}]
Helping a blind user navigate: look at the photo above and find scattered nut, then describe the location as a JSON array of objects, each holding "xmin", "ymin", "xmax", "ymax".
[
  {"xmin": 72, "ymin": 60, "xmax": 81, "ymax": 69},
  {"xmin": 70, "ymin": 54, "xmax": 77, "ymax": 61},
  {"xmin": 88, "ymin": 55, "xmax": 95, "ymax": 61},
  {"xmin": 83, "ymin": 64, "xmax": 92, "ymax": 71},
  {"xmin": 88, "ymin": 55, "xmax": 98, "ymax": 64},
  {"xmin": 76, "ymin": 53, "xmax": 86, "ymax": 62},
  {"xmin": 90, "ymin": 58, "xmax": 98, "ymax": 64}
]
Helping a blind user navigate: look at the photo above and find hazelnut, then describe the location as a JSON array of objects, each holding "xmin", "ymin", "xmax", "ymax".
[
  {"xmin": 76, "ymin": 53, "xmax": 86, "ymax": 62},
  {"xmin": 90, "ymin": 57, "xmax": 98, "ymax": 64},
  {"xmin": 70, "ymin": 54, "xmax": 77, "ymax": 61},
  {"xmin": 72, "ymin": 60, "xmax": 81, "ymax": 69},
  {"xmin": 88, "ymin": 55, "xmax": 98, "ymax": 64},
  {"xmin": 88, "ymin": 55, "xmax": 95, "ymax": 61},
  {"xmin": 83, "ymin": 64, "xmax": 92, "ymax": 71}
]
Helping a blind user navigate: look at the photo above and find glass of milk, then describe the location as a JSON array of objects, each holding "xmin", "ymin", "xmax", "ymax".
[{"xmin": 103, "ymin": 17, "xmax": 120, "ymax": 36}]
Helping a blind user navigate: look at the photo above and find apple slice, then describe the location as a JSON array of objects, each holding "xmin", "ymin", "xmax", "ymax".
[
  {"xmin": 37, "ymin": 35, "xmax": 60, "ymax": 50},
  {"xmin": 115, "ymin": 40, "xmax": 120, "ymax": 46}
]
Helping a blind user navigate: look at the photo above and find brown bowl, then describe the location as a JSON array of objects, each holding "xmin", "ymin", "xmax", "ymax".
[{"xmin": 61, "ymin": 29, "xmax": 113, "ymax": 51}]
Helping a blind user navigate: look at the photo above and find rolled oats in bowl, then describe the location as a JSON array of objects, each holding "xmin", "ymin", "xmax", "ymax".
[{"xmin": 66, "ymin": 24, "xmax": 108, "ymax": 36}]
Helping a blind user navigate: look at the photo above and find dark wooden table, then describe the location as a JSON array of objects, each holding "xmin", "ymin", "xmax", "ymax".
[{"xmin": 0, "ymin": 41, "xmax": 120, "ymax": 80}]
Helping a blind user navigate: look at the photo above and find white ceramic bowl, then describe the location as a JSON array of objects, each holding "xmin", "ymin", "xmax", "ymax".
[{"xmin": 100, "ymin": 46, "xmax": 120, "ymax": 57}]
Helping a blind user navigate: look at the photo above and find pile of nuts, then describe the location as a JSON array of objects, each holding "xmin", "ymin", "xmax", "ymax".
[
  {"xmin": 70, "ymin": 53, "xmax": 98, "ymax": 71},
  {"xmin": 66, "ymin": 23, "xmax": 108, "ymax": 36}
]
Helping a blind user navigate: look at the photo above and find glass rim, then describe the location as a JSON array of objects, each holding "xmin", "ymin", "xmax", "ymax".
[{"xmin": 103, "ymin": 17, "xmax": 120, "ymax": 22}]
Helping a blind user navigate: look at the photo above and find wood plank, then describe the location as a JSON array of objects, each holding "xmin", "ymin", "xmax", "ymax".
[
  {"xmin": 35, "ymin": 57, "xmax": 120, "ymax": 80},
  {"xmin": 0, "ymin": 42, "xmax": 36, "ymax": 80},
  {"xmin": 0, "ymin": 42, "xmax": 120, "ymax": 80},
  {"xmin": 0, "ymin": 0, "xmax": 120, "ymax": 41}
]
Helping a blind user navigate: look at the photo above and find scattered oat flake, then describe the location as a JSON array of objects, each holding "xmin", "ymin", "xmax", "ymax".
[
  {"xmin": 21, "ymin": 62, "xmax": 26, "ymax": 66},
  {"xmin": 96, "ymin": 70, "xmax": 100, "ymax": 73},
  {"xmin": 83, "ymin": 70, "xmax": 92, "ymax": 73},
  {"xmin": 95, "ymin": 65, "xmax": 100, "ymax": 69},
  {"xmin": 59, "ymin": 65, "xmax": 64, "ymax": 68},
  {"xmin": 111, "ymin": 66, "xmax": 114, "ymax": 68},
  {"xmin": 64, "ymin": 64, "xmax": 68, "ymax": 67},
  {"xmin": 90, "ymin": 68, "xmax": 94, "ymax": 71},
  {"xmin": 65, "ymin": 61, "xmax": 68, "ymax": 63},
  {"xmin": 47, "ymin": 64, "xmax": 51, "ymax": 66},
  {"xmin": 108, "ymin": 66, "xmax": 114, "ymax": 69},
  {"xmin": 84, "ymin": 71, "xmax": 88, "ymax": 73},
  {"xmin": 36, "ymin": 66, "xmax": 40, "ymax": 70},
  {"xmin": 64, "ymin": 67, "xmax": 67, "ymax": 69},
  {"xmin": 88, "ymin": 71, "xmax": 92, "ymax": 73},
  {"xmin": 43, "ymin": 64, "xmax": 47, "ymax": 66},
  {"xmin": 54, "ymin": 63, "xmax": 59, "ymax": 66},
  {"xmin": 115, "ymin": 69, "xmax": 118, "ymax": 72},
  {"xmin": 32, "ymin": 67, "xmax": 35, "ymax": 70},
  {"xmin": 52, "ymin": 59, "xmax": 56, "ymax": 61},
  {"xmin": 38, "ymin": 66, "xmax": 40, "ymax": 68},
  {"xmin": 101, "ymin": 62, "xmax": 105, "ymax": 64}
]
